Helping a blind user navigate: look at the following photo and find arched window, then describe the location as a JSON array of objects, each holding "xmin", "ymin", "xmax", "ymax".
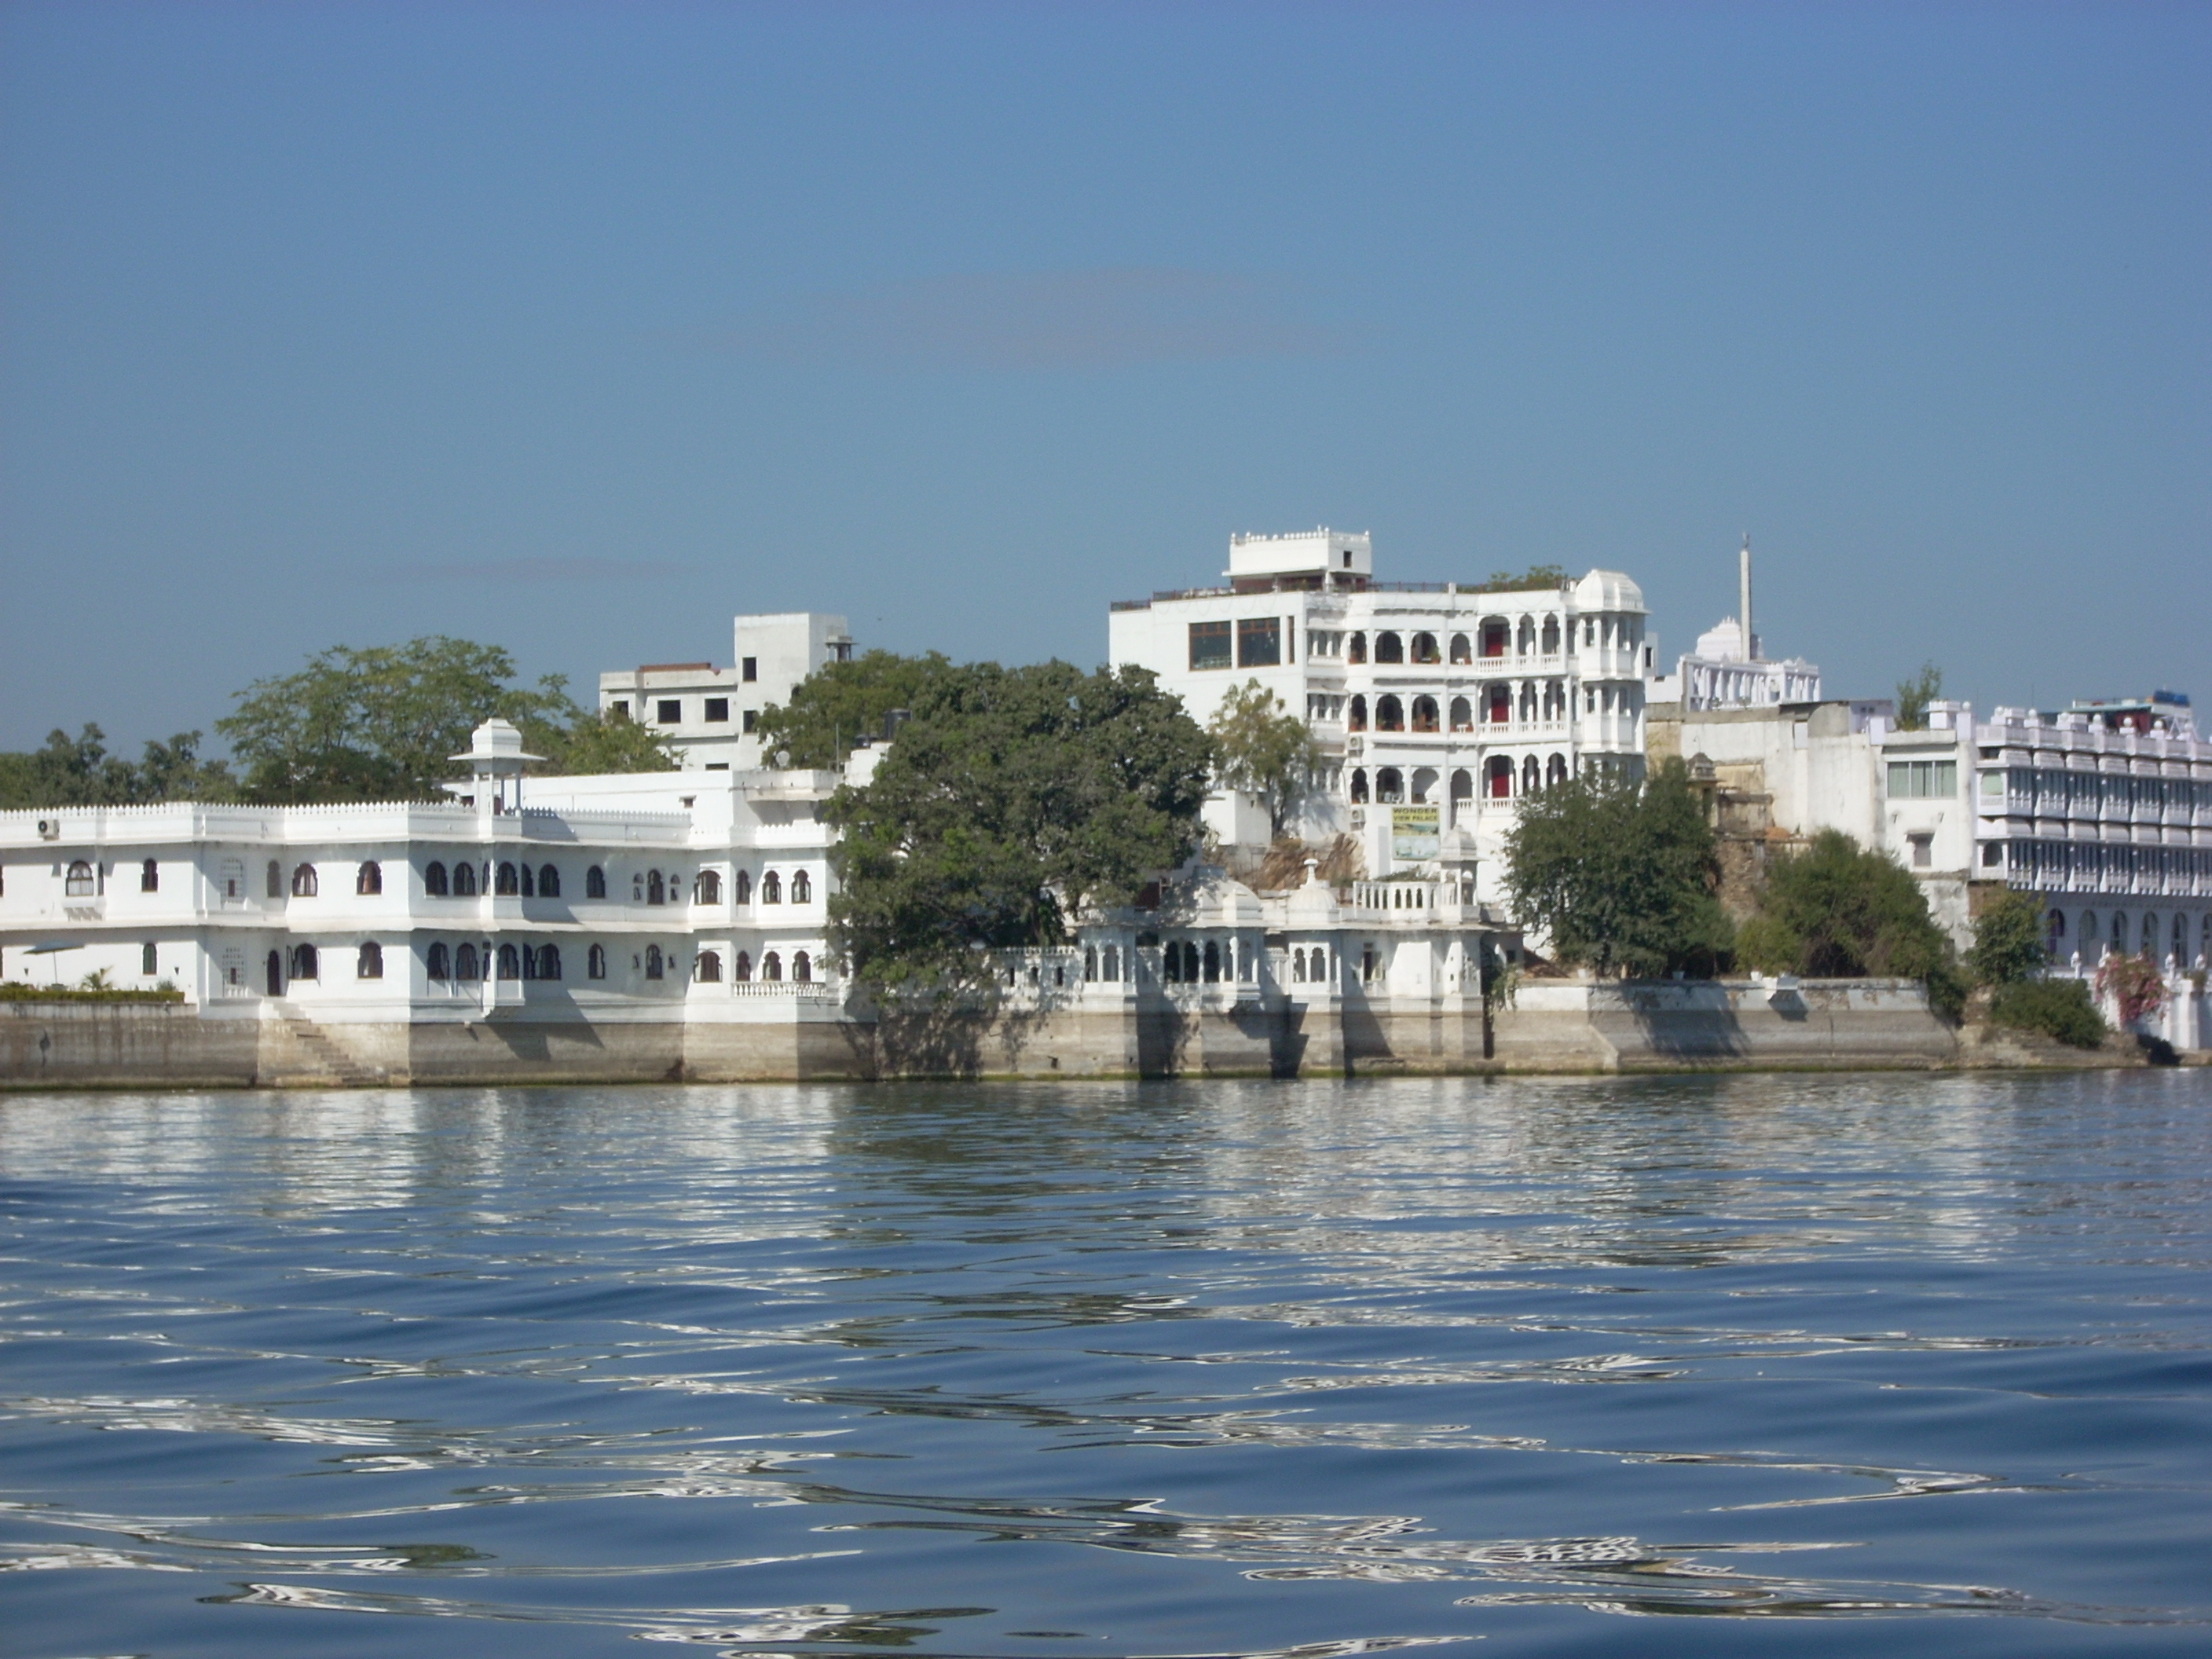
[
  {"xmin": 425, "ymin": 861, "xmax": 449, "ymax": 895},
  {"xmin": 1542, "ymin": 615, "xmax": 1561, "ymax": 655},
  {"xmin": 793, "ymin": 950, "xmax": 812, "ymax": 982},
  {"xmin": 1376, "ymin": 694, "xmax": 1404, "ymax": 731},
  {"xmin": 1522, "ymin": 755, "xmax": 1541, "ymax": 794},
  {"xmin": 646, "ymin": 870, "xmax": 665, "ymax": 906},
  {"xmin": 1348, "ymin": 631, "xmax": 1367, "ymax": 663},
  {"xmin": 455, "ymin": 942, "xmax": 478, "ymax": 981},
  {"xmin": 1449, "ymin": 769, "xmax": 1473, "ymax": 818},
  {"xmin": 1411, "ymin": 695, "xmax": 1439, "ymax": 733},
  {"xmin": 1103, "ymin": 944, "xmax": 1120, "ymax": 981},
  {"xmin": 289, "ymin": 943, "xmax": 319, "ymax": 980},
  {"xmin": 1449, "ymin": 632, "xmax": 1472, "ymax": 665},
  {"xmin": 1547, "ymin": 753, "xmax": 1568, "ymax": 788},
  {"xmin": 761, "ymin": 870, "xmax": 782, "ymax": 904},
  {"xmin": 2139, "ymin": 914, "xmax": 2157, "ymax": 959},
  {"xmin": 1519, "ymin": 682, "xmax": 1538, "ymax": 721},
  {"xmin": 696, "ymin": 950, "xmax": 721, "ymax": 983},
  {"xmin": 1361, "ymin": 943, "xmax": 1376, "ymax": 983},
  {"xmin": 697, "ymin": 869, "xmax": 721, "ymax": 904},
  {"xmin": 356, "ymin": 861, "xmax": 382, "ymax": 895},
  {"xmin": 762, "ymin": 950, "xmax": 782, "ymax": 981},
  {"xmin": 496, "ymin": 862, "xmax": 518, "ymax": 895},
  {"xmin": 734, "ymin": 950, "xmax": 753, "ymax": 982},
  {"xmin": 1410, "ymin": 632, "xmax": 1440, "ymax": 664},
  {"xmin": 266, "ymin": 859, "xmax": 283, "ymax": 898},
  {"xmin": 792, "ymin": 870, "xmax": 811, "ymax": 903},
  {"xmin": 1410, "ymin": 766, "xmax": 1437, "ymax": 804},
  {"xmin": 1202, "ymin": 939, "xmax": 1221, "ymax": 982},
  {"xmin": 522, "ymin": 863, "xmax": 537, "ymax": 898},
  {"xmin": 645, "ymin": 944, "xmax": 665, "ymax": 980},
  {"xmin": 1488, "ymin": 756, "xmax": 1514, "ymax": 798},
  {"xmin": 1376, "ymin": 767, "xmax": 1404, "ymax": 804},
  {"xmin": 1448, "ymin": 696, "xmax": 1472, "ymax": 732},
  {"xmin": 1517, "ymin": 616, "xmax": 1535, "ymax": 655},
  {"xmin": 538, "ymin": 944, "xmax": 562, "ymax": 981},
  {"xmin": 1348, "ymin": 694, "xmax": 1368, "ymax": 732},
  {"xmin": 427, "ymin": 941, "xmax": 451, "ymax": 980},
  {"xmin": 1374, "ymin": 631, "xmax": 1404, "ymax": 664},
  {"xmin": 1161, "ymin": 942, "xmax": 1181, "ymax": 983},
  {"xmin": 585, "ymin": 865, "xmax": 606, "ymax": 899},
  {"xmin": 453, "ymin": 862, "xmax": 478, "ymax": 896},
  {"xmin": 497, "ymin": 943, "xmax": 520, "ymax": 980},
  {"xmin": 1292, "ymin": 948, "xmax": 1307, "ymax": 983},
  {"xmin": 141, "ymin": 941, "xmax": 158, "ymax": 976},
  {"xmin": 2172, "ymin": 914, "xmax": 2187, "ymax": 962},
  {"xmin": 1486, "ymin": 685, "xmax": 1511, "ymax": 724},
  {"xmin": 291, "ymin": 863, "xmax": 318, "ymax": 897},
  {"xmin": 1481, "ymin": 620, "xmax": 1508, "ymax": 658},
  {"xmin": 140, "ymin": 859, "xmax": 159, "ymax": 892},
  {"xmin": 1182, "ymin": 941, "xmax": 1201, "ymax": 981},
  {"xmin": 266, "ymin": 949, "xmax": 283, "ymax": 995},
  {"xmin": 537, "ymin": 864, "xmax": 559, "ymax": 898},
  {"xmin": 587, "ymin": 943, "xmax": 606, "ymax": 980},
  {"xmin": 733, "ymin": 869, "xmax": 753, "ymax": 906},
  {"xmin": 1350, "ymin": 767, "xmax": 1370, "ymax": 804},
  {"xmin": 64, "ymin": 859, "xmax": 94, "ymax": 896},
  {"xmin": 2111, "ymin": 913, "xmax": 2129, "ymax": 954},
  {"xmin": 357, "ymin": 941, "xmax": 383, "ymax": 980},
  {"xmin": 1084, "ymin": 945, "xmax": 1098, "ymax": 981}
]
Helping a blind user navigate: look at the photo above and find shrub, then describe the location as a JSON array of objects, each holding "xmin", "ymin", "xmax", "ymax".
[
  {"xmin": 1738, "ymin": 829, "xmax": 1965, "ymax": 1018},
  {"xmin": 1968, "ymin": 888, "xmax": 2049, "ymax": 986},
  {"xmin": 1989, "ymin": 979, "xmax": 2105, "ymax": 1049},
  {"xmin": 2093, "ymin": 952, "xmax": 2169, "ymax": 1028}
]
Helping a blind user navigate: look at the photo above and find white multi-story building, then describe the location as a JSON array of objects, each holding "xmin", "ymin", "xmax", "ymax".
[
  {"xmin": 1108, "ymin": 529, "xmax": 1654, "ymax": 886},
  {"xmin": 598, "ymin": 612, "xmax": 854, "ymax": 772},
  {"xmin": 0, "ymin": 722, "xmax": 844, "ymax": 1035}
]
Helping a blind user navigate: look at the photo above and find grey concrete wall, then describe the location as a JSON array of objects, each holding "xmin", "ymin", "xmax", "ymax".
[{"xmin": 3, "ymin": 1002, "xmax": 262, "ymax": 1088}]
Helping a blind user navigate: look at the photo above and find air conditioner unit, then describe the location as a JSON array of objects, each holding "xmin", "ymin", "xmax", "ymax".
[{"xmin": 36, "ymin": 819, "xmax": 60, "ymax": 840}]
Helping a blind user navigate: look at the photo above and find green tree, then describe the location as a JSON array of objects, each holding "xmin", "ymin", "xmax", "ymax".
[
  {"xmin": 1484, "ymin": 563, "xmax": 1572, "ymax": 591},
  {"xmin": 1735, "ymin": 829, "xmax": 1965, "ymax": 1016},
  {"xmin": 1895, "ymin": 661, "xmax": 1943, "ymax": 731},
  {"xmin": 756, "ymin": 650, "xmax": 953, "ymax": 769},
  {"xmin": 0, "ymin": 724, "xmax": 233, "ymax": 808},
  {"xmin": 1968, "ymin": 887, "xmax": 2049, "ymax": 985},
  {"xmin": 828, "ymin": 661, "xmax": 1212, "ymax": 995},
  {"xmin": 217, "ymin": 637, "xmax": 578, "ymax": 803},
  {"xmin": 1503, "ymin": 758, "xmax": 1733, "ymax": 978},
  {"xmin": 1208, "ymin": 678, "xmax": 1320, "ymax": 840},
  {"xmin": 547, "ymin": 709, "xmax": 678, "ymax": 775}
]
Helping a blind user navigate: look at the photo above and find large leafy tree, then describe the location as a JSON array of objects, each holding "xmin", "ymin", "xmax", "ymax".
[
  {"xmin": 217, "ymin": 636, "xmax": 669, "ymax": 803},
  {"xmin": 0, "ymin": 725, "xmax": 234, "ymax": 808},
  {"xmin": 756, "ymin": 650, "xmax": 953, "ymax": 768},
  {"xmin": 1503, "ymin": 758, "xmax": 1732, "ymax": 978},
  {"xmin": 1735, "ymin": 829, "xmax": 1966, "ymax": 1017},
  {"xmin": 1208, "ymin": 678, "xmax": 1319, "ymax": 840},
  {"xmin": 1967, "ymin": 886, "xmax": 2050, "ymax": 986},
  {"xmin": 828, "ymin": 660, "xmax": 1212, "ymax": 994}
]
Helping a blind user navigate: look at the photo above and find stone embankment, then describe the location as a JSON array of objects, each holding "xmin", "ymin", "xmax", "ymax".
[{"xmin": 5, "ymin": 980, "xmax": 2197, "ymax": 1088}]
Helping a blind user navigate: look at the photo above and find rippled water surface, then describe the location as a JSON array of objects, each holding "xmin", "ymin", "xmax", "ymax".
[{"xmin": 4, "ymin": 1074, "xmax": 2211, "ymax": 1657}]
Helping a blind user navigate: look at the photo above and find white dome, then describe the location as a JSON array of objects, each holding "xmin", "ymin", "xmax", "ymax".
[{"xmin": 1573, "ymin": 569, "xmax": 1646, "ymax": 613}]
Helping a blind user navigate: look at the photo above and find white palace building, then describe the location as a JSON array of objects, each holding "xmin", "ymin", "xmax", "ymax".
[{"xmin": 1108, "ymin": 529, "xmax": 1654, "ymax": 893}]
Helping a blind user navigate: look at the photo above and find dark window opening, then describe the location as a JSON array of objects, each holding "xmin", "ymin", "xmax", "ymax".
[
  {"xmin": 1188, "ymin": 620, "xmax": 1232, "ymax": 671},
  {"xmin": 742, "ymin": 657, "xmax": 757, "ymax": 682},
  {"xmin": 585, "ymin": 865, "xmax": 606, "ymax": 899},
  {"xmin": 657, "ymin": 699, "xmax": 682, "ymax": 724},
  {"xmin": 1373, "ymin": 632, "xmax": 1404, "ymax": 664},
  {"xmin": 705, "ymin": 698, "xmax": 729, "ymax": 722},
  {"xmin": 140, "ymin": 859, "xmax": 159, "ymax": 892},
  {"xmin": 1237, "ymin": 617, "xmax": 1281, "ymax": 668}
]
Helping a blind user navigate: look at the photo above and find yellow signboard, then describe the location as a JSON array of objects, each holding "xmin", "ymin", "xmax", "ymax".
[{"xmin": 1391, "ymin": 804, "xmax": 1440, "ymax": 862}]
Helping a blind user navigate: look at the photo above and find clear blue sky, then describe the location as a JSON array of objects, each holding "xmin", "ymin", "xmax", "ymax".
[{"xmin": 3, "ymin": 1, "xmax": 2206, "ymax": 753}]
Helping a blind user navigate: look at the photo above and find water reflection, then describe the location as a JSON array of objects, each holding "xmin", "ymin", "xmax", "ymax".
[{"xmin": 2, "ymin": 1073, "xmax": 2209, "ymax": 1655}]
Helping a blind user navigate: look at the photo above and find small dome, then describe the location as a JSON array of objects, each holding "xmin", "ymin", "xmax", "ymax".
[{"xmin": 1573, "ymin": 569, "xmax": 1646, "ymax": 613}]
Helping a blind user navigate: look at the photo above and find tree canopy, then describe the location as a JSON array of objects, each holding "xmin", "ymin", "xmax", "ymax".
[
  {"xmin": 215, "ymin": 636, "xmax": 672, "ymax": 803},
  {"xmin": 1502, "ymin": 758, "xmax": 1732, "ymax": 978},
  {"xmin": 1208, "ymin": 678, "xmax": 1319, "ymax": 840},
  {"xmin": 755, "ymin": 649, "xmax": 952, "ymax": 769},
  {"xmin": 1485, "ymin": 563, "xmax": 1573, "ymax": 591},
  {"xmin": 0, "ymin": 725, "xmax": 234, "ymax": 809},
  {"xmin": 827, "ymin": 660, "xmax": 1212, "ymax": 995},
  {"xmin": 1734, "ymin": 829, "xmax": 1965, "ymax": 1016},
  {"xmin": 1894, "ymin": 661, "xmax": 1943, "ymax": 731}
]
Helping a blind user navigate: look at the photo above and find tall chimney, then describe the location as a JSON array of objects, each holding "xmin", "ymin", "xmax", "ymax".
[{"xmin": 1738, "ymin": 534, "xmax": 1755, "ymax": 661}]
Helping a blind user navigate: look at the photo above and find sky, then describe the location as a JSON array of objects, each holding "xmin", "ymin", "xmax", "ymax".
[{"xmin": 2, "ymin": 1, "xmax": 2207, "ymax": 755}]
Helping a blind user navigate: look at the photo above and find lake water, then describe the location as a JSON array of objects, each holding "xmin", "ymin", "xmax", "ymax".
[{"xmin": 2, "ymin": 1073, "xmax": 2210, "ymax": 1658}]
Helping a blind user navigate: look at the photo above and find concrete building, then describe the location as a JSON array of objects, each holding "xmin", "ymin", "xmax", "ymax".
[
  {"xmin": 1108, "ymin": 529, "xmax": 1654, "ymax": 891},
  {"xmin": 597, "ymin": 612, "xmax": 853, "ymax": 772}
]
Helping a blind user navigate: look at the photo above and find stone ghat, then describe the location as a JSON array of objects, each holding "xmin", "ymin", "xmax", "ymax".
[{"xmin": 7, "ymin": 980, "xmax": 2166, "ymax": 1086}]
